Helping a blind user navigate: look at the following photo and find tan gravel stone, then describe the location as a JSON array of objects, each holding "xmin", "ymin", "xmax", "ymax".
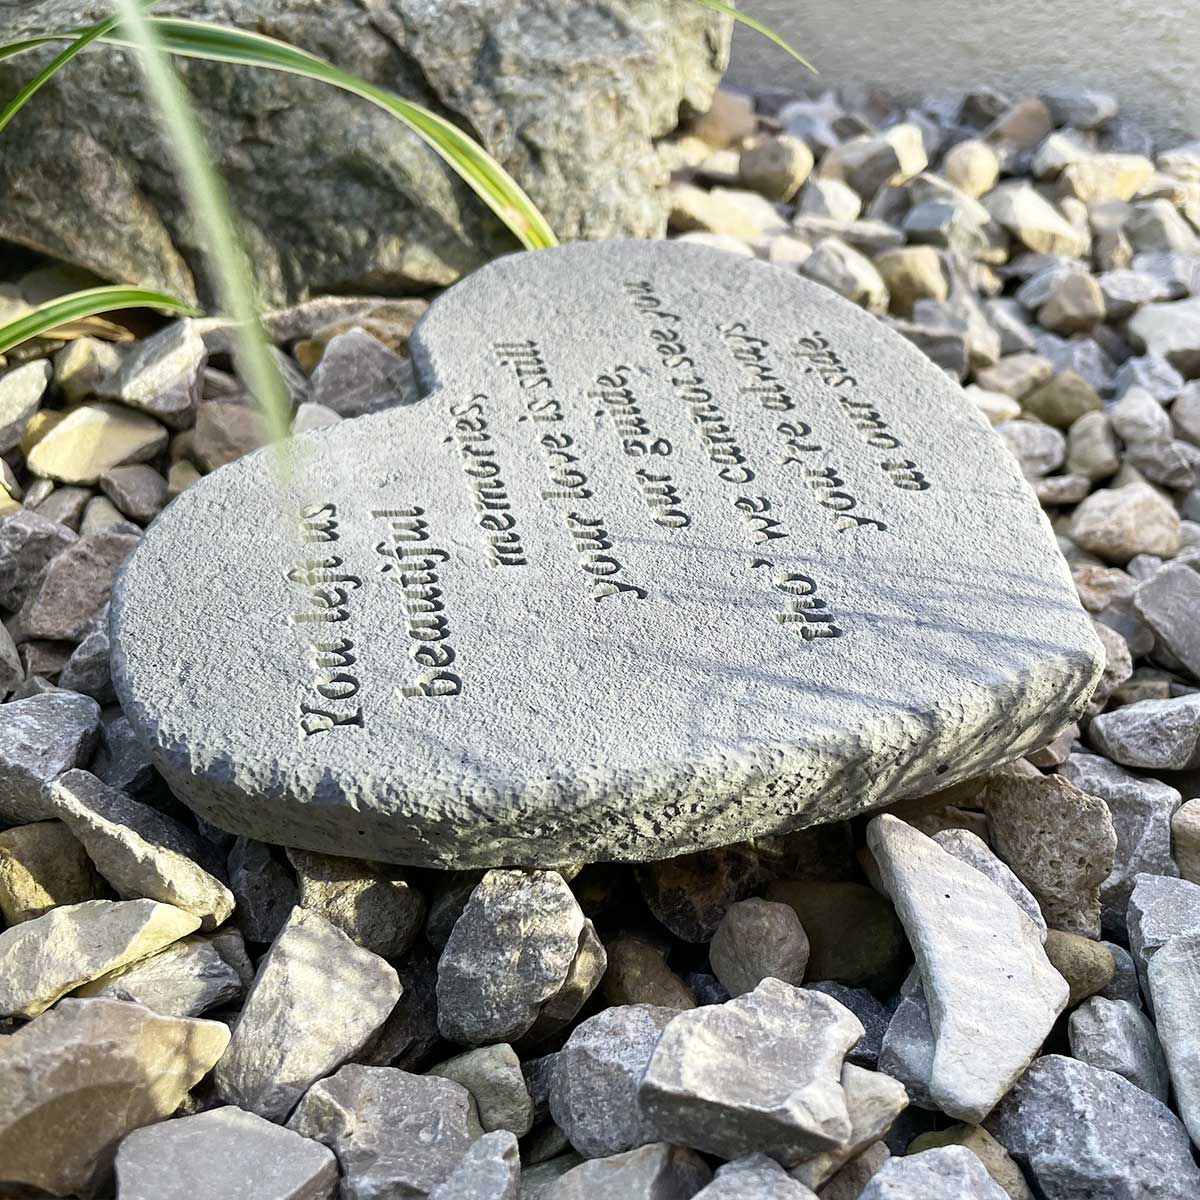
[
  {"xmin": 0, "ymin": 819, "xmax": 103, "ymax": 924},
  {"xmin": 0, "ymin": 898, "xmax": 200, "ymax": 1018},
  {"xmin": 26, "ymin": 402, "xmax": 168, "ymax": 485},
  {"xmin": 1069, "ymin": 483, "xmax": 1181, "ymax": 564},
  {"xmin": 1044, "ymin": 929, "xmax": 1117, "ymax": 1005},
  {"xmin": 0, "ymin": 997, "xmax": 230, "ymax": 1198}
]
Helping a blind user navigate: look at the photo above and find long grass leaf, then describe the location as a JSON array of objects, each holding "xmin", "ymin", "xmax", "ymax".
[
  {"xmin": 688, "ymin": 0, "xmax": 816, "ymax": 72},
  {"xmin": 0, "ymin": 285, "xmax": 195, "ymax": 355},
  {"xmin": 111, "ymin": 0, "xmax": 292, "ymax": 448},
  {"xmin": 0, "ymin": 1, "xmax": 159, "ymax": 135}
]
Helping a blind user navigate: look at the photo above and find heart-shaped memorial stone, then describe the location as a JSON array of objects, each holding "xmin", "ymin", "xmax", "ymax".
[{"xmin": 111, "ymin": 241, "xmax": 1102, "ymax": 867}]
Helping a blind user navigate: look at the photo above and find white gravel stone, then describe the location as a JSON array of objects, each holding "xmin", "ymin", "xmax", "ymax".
[
  {"xmin": 0, "ymin": 360, "xmax": 51, "ymax": 453},
  {"xmin": 214, "ymin": 906, "xmax": 401, "ymax": 1121},
  {"xmin": 931, "ymin": 827, "xmax": 1046, "ymax": 938},
  {"xmin": 638, "ymin": 977, "xmax": 863, "ymax": 1163},
  {"xmin": 114, "ymin": 1105, "xmax": 338, "ymax": 1200},
  {"xmin": 1133, "ymin": 561, "xmax": 1200, "ymax": 679},
  {"xmin": 97, "ymin": 320, "xmax": 207, "ymax": 429},
  {"xmin": 867, "ymin": 815, "xmax": 1068, "ymax": 1122}
]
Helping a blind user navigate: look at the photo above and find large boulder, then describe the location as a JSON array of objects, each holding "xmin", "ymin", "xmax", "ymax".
[{"xmin": 0, "ymin": 0, "xmax": 729, "ymax": 305}]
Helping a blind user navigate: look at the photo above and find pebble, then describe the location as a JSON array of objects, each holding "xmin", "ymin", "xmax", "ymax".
[
  {"xmin": 1021, "ymin": 369, "xmax": 1101, "ymax": 427},
  {"xmin": 738, "ymin": 134, "xmax": 814, "ymax": 201},
  {"xmin": 1068, "ymin": 995, "xmax": 1169, "ymax": 1100},
  {"xmin": 430, "ymin": 1130, "xmax": 520, "ymax": 1200},
  {"xmin": 549, "ymin": 1003, "xmax": 676, "ymax": 1157},
  {"xmin": 765, "ymin": 880, "xmax": 906, "ymax": 992},
  {"xmin": 873, "ymin": 246, "xmax": 947, "ymax": 315},
  {"xmin": 35, "ymin": 483, "xmax": 91, "ymax": 529},
  {"xmin": 0, "ymin": 897, "xmax": 199, "ymax": 1018},
  {"xmin": 906, "ymin": 1125, "xmax": 1032, "ymax": 1200},
  {"xmin": 0, "ymin": 360, "xmax": 51, "ymax": 453},
  {"xmin": 438, "ymin": 869, "xmax": 589, "ymax": 1045},
  {"xmin": 788, "ymin": 1063, "xmax": 909, "ymax": 1190},
  {"xmin": 226, "ymin": 836, "xmax": 297, "ymax": 943},
  {"xmin": 985, "ymin": 1054, "xmax": 1200, "ymax": 1197},
  {"xmin": 1172, "ymin": 799, "xmax": 1200, "ymax": 883},
  {"xmin": 975, "ymin": 351, "xmax": 1053, "ymax": 397},
  {"xmin": 0, "ymin": 690, "xmax": 100, "ymax": 823},
  {"xmin": 797, "ymin": 177, "xmax": 862, "ymax": 221},
  {"xmin": 192, "ymin": 401, "xmax": 270, "ymax": 471},
  {"xmin": 0, "ymin": 818, "xmax": 102, "ymax": 923},
  {"xmin": 819, "ymin": 125, "xmax": 928, "ymax": 197},
  {"xmin": 288, "ymin": 1064, "xmax": 482, "ymax": 1196},
  {"xmin": 983, "ymin": 184, "xmax": 1088, "ymax": 256},
  {"xmin": 115, "ymin": 1104, "xmax": 338, "ymax": 1200},
  {"xmin": 0, "ymin": 998, "xmax": 230, "ymax": 1197},
  {"xmin": 15, "ymin": 522, "xmax": 139, "ymax": 641},
  {"xmin": 709, "ymin": 897, "xmax": 809, "ymax": 995},
  {"xmin": 858, "ymin": 1145, "xmax": 1008, "ymax": 1199},
  {"xmin": 982, "ymin": 771, "xmax": 1116, "ymax": 938},
  {"xmin": 868, "ymin": 816, "xmax": 1067, "ymax": 1122},
  {"xmin": 213, "ymin": 906, "xmax": 401, "ymax": 1121},
  {"xmin": 635, "ymin": 843, "xmax": 767, "ymax": 942},
  {"xmin": 696, "ymin": 1154, "xmax": 817, "ymax": 1198},
  {"xmin": 942, "ymin": 139, "xmax": 999, "ymax": 197},
  {"xmin": 996, "ymin": 419, "xmax": 1065, "ymax": 478},
  {"xmin": 1066, "ymin": 411, "xmax": 1120, "ymax": 478},
  {"xmin": 550, "ymin": 1142, "xmax": 711, "ymax": 1198},
  {"xmin": 286, "ymin": 846, "xmax": 425, "ymax": 959},
  {"xmin": 1068, "ymin": 482, "xmax": 1182, "ymax": 562},
  {"xmin": 1058, "ymin": 752, "xmax": 1181, "ymax": 933},
  {"xmin": 1133, "ymin": 560, "xmax": 1200, "ymax": 678},
  {"xmin": 53, "ymin": 335, "xmax": 122, "ymax": 402},
  {"xmin": 1126, "ymin": 296, "xmax": 1200, "ymax": 375},
  {"xmin": 799, "ymin": 238, "xmax": 889, "ymax": 313},
  {"xmin": 600, "ymin": 934, "xmax": 696, "ymax": 1009},
  {"xmin": 429, "ymin": 1043, "xmax": 534, "ymax": 1137},
  {"xmin": 26, "ymin": 401, "xmax": 168, "ymax": 485},
  {"xmin": 97, "ymin": 320, "xmax": 207, "ymax": 429},
  {"xmin": 1042, "ymin": 929, "xmax": 1115, "ymax": 1005},
  {"xmin": 1145, "ymin": 932, "xmax": 1200, "ymax": 1147},
  {"xmin": 46, "ymin": 768, "xmax": 235, "ymax": 929},
  {"xmin": 638, "ymin": 977, "xmax": 863, "ymax": 1162},
  {"xmin": 99, "ymin": 463, "xmax": 168, "ymax": 523},
  {"xmin": 1089, "ymin": 694, "xmax": 1200, "ymax": 769},
  {"xmin": 75, "ymin": 932, "xmax": 244, "ymax": 1017},
  {"xmin": 1037, "ymin": 272, "xmax": 1105, "ymax": 333},
  {"xmin": 308, "ymin": 327, "xmax": 416, "ymax": 418}
]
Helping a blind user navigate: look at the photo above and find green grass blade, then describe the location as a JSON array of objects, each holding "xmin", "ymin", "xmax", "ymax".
[
  {"xmin": 111, "ymin": 0, "xmax": 292, "ymax": 448},
  {"xmin": 0, "ymin": 2, "xmax": 159, "ymax": 135},
  {"xmin": 689, "ymin": 0, "xmax": 816, "ymax": 72},
  {"xmin": 103, "ymin": 18, "xmax": 557, "ymax": 250},
  {"xmin": 0, "ymin": 285, "xmax": 195, "ymax": 355}
]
